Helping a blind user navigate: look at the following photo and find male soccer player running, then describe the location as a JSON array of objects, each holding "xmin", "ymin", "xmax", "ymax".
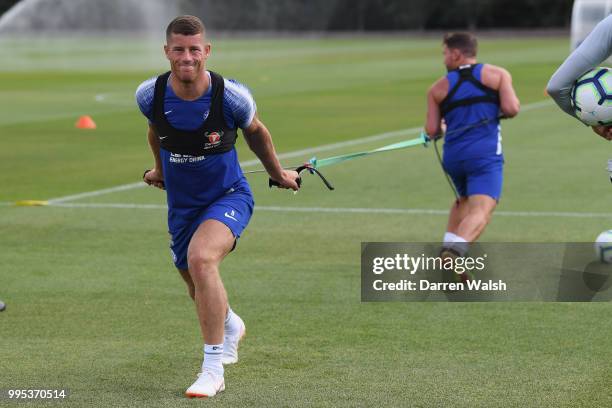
[
  {"xmin": 425, "ymin": 33, "xmax": 520, "ymax": 265},
  {"xmin": 547, "ymin": 15, "xmax": 612, "ymax": 140},
  {"xmin": 136, "ymin": 15, "xmax": 299, "ymax": 398}
]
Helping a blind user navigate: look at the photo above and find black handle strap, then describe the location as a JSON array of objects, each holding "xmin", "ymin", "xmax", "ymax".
[{"xmin": 269, "ymin": 165, "xmax": 334, "ymax": 191}]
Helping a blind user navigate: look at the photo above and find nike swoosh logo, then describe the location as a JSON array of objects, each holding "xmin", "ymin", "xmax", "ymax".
[
  {"xmin": 224, "ymin": 212, "xmax": 238, "ymax": 222},
  {"xmin": 159, "ymin": 135, "xmax": 168, "ymax": 140},
  {"xmin": 164, "ymin": 110, "xmax": 172, "ymax": 115}
]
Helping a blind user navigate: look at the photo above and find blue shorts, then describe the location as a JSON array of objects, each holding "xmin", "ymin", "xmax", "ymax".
[
  {"xmin": 443, "ymin": 157, "xmax": 504, "ymax": 200},
  {"xmin": 168, "ymin": 188, "xmax": 254, "ymax": 270}
]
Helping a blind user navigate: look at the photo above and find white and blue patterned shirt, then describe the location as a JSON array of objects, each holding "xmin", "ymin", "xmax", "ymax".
[{"xmin": 135, "ymin": 71, "xmax": 256, "ymax": 130}]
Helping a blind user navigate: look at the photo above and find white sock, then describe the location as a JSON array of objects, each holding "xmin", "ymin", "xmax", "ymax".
[
  {"xmin": 443, "ymin": 232, "xmax": 459, "ymax": 245},
  {"xmin": 450, "ymin": 235, "xmax": 469, "ymax": 256},
  {"xmin": 224, "ymin": 307, "xmax": 241, "ymax": 338},
  {"xmin": 202, "ymin": 344, "xmax": 224, "ymax": 377}
]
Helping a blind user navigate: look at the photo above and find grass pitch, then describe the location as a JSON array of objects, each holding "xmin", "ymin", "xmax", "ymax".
[{"xmin": 1, "ymin": 35, "xmax": 611, "ymax": 407}]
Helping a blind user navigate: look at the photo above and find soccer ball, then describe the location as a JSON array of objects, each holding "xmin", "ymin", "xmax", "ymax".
[
  {"xmin": 594, "ymin": 230, "xmax": 612, "ymax": 263},
  {"xmin": 571, "ymin": 67, "xmax": 612, "ymax": 126}
]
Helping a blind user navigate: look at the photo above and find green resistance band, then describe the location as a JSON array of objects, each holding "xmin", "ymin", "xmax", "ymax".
[
  {"xmin": 268, "ymin": 132, "xmax": 430, "ymax": 191},
  {"xmin": 309, "ymin": 132, "xmax": 429, "ymax": 169}
]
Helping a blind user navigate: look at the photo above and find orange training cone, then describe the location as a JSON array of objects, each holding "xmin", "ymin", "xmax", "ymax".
[{"xmin": 75, "ymin": 115, "xmax": 96, "ymax": 129}]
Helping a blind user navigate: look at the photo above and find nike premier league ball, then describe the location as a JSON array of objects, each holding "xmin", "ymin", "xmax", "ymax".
[
  {"xmin": 572, "ymin": 67, "xmax": 612, "ymax": 126},
  {"xmin": 594, "ymin": 230, "xmax": 612, "ymax": 263}
]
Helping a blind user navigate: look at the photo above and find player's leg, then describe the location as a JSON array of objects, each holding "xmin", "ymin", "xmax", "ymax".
[
  {"xmin": 439, "ymin": 197, "xmax": 471, "ymax": 282},
  {"xmin": 184, "ymin": 190, "xmax": 253, "ymax": 398},
  {"xmin": 441, "ymin": 194, "xmax": 495, "ymax": 283},
  {"xmin": 178, "ymin": 269, "xmax": 195, "ymax": 300},
  {"xmin": 442, "ymin": 159, "xmax": 469, "ymax": 245},
  {"xmin": 170, "ymin": 222, "xmax": 198, "ymax": 301},
  {"xmin": 455, "ymin": 194, "xmax": 497, "ymax": 241},
  {"xmin": 446, "ymin": 197, "xmax": 469, "ymax": 234},
  {"xmin": 184, "ymin": 219, "xmax": 234, "ymax": 398},
  {"xmin": 188, "ymin": 219, "xmax": 232, "ymax": 345},
  {"xmin": 178, "ymin": 266, "xmax": 245, "ymax": 365},
  {"xmin": 453, "ymin": 157, "xmax": 502, "ymax": 243},
  {"xmin": 175, "ymin": 232, "xmax": 239, "ymax": 369},
  {"xmin": 188, "ymin": 219, "xmax": 233, "ymax": 347}
]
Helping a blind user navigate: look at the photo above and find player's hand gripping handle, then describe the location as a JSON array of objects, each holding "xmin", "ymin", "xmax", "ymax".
[
  {"xmin": 269, "ymin": 165, "xmax": 334, "ymax": 191},
  {"xmin": 143, "ymin": 169, "xmax": 165, "ymax": 190},
  {"xmin": 268, "ymin": 168, "xmax": 301, "ymax": 190}
]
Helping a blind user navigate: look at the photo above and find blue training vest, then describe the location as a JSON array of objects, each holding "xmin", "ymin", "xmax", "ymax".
[{"xmin": 441, "ymin": 64, "xmax": 502, "ymax": 162}]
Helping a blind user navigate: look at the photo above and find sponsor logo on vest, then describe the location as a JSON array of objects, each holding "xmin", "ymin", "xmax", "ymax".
[{"xmin": 205, "ymin": 131, "xmax": 223, "ymax": 148}]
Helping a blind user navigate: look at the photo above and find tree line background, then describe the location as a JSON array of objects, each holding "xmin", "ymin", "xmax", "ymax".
[{"xmin": 0, "ymin": 0, "xmax": 574, "ymax": 31}]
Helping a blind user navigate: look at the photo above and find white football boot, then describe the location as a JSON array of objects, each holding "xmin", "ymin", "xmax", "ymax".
[
  {"xmin": 222, "ymin": 315, "xmax": 246, "ymax": 365},
  {"xmin": 185, "ymin": 370, "xmax": 225, "ymax": 398}
]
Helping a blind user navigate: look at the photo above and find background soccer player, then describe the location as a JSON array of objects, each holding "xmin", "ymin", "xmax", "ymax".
[
  {"xmin": 547, "ymin": 15, "xmax": 612, "ymax": 140},
  {"xmin": 425, "ymin": 33, "xmax": 520, "ymax": 262},
  {"xmin": 136, "ymin": 15, "xmax": 300, "ymax": 398}
]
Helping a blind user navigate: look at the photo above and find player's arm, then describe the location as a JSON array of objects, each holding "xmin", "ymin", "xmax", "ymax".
[
  {"xmin": 482, "ymin": 65, "xmax": 520, "ymax": 118},
  {"xmin": 242, "ymin": 116, "xmax": 300, "ymax": 191},
  {"xmin": 135, "ymin": 78, "xmax": 165, "ymax": 188},
  {"xmin": 547, "ymin": 15, "xmax": 612, "ymax": 120},
  {"xmin": 144, "ymin": 124, "xmax": 165, "ymax": 189},
  {"xmin": 226, "ymin": 78, "xmax": 299, "ymax": 190},
  {"xmin": 497, "ymin": 68, "xmax": 520, "ymax": 118},
  {"xmin": 425, "ymin": 78, "xmax": 446, "ymax": 138}
]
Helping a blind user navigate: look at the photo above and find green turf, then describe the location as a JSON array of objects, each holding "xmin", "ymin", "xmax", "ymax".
[{"xmin": 1, "ymin": 35, "xmax": 611, "ymax": 407}]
